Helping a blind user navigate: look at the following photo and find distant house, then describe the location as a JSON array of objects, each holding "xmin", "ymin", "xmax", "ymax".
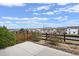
[
  {"xmin": 54, "ymin": 26, "xmax": 79, "ymax": 35},
  {"xmin": 66, "ymin": 26, "xmax": 79, "ymax": 35}
]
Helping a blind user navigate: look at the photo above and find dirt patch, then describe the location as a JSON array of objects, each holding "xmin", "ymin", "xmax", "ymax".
[{"xmin": 33, "ymin": 40, "xmax": 79, "ymax": 55}]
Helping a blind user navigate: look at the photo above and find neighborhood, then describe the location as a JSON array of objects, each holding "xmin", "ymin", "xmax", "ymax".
[
  {"xmin": 22, "ymin": 26, "xmax": 79, "ymax": 35},
  {"xmin": 9, "ymin": 26, "xmax": 79, "ymax": 35}
]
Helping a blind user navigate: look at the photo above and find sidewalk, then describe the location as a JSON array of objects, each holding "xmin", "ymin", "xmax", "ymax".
[{"xmin": 0, "ymin": 41, "xmax": 75, "ymax": 56}]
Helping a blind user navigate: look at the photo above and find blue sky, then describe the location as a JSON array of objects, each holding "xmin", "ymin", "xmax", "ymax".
[{"xmin": 0, "ymin": 3, "xmax": 79, "ymax": 29}]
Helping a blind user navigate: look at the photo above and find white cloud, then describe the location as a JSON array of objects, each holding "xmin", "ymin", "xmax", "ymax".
[
  {"xmin": 2, "ymin": 16, "xmax": 30, "ymax": 20},
  {"xmin": 33, "ymin": 11, "xmax": 54, "ymax": 16},
  {"xmin": 0, "ymin": 21, "xmax": 18, "ymax": 29},
  {"xmin": 15, "ymin": 21, "xmax": 40, "ymax": 24},
  {"xmin": 69, "ymin": 21, "xmax": 78, "ymax": 26},
  {"xmin": 15, "ymin": 21, "xmax": 52, "ymax": 26},
  {"xmin": 0, "ymin": 20, "xmax": 63, "ymax": 28},
  {"xmin": 42, "ymin": 11, "xmax": 54, "ymax": 15},
  {"xmin": 57, "ymin": 3, "xmax": 68, "ymax": 5},
  {"xmin": 15, "ymin": 20, "xmax": 63, "ymax": 28},
  {"xmin": 1, "ymin": 16, "xmax": 48, "ymax": 21},
  {"xmin": 65, "ymin": 20, "xmax": 79, "ymax": 26},
  {"xmin": 0, "ymin": 0, "xmax": 79, "ymax": 3},
  {"xmin": 34, "ymin": 5, "xmax": 50, "ymax": 11},
  {"xmin": 15, "ymin": 21, "xmax": 57, "ymax": 28},
  {"xmin": 0, "ymin": 3, "xmax": 25, "ymax": 7},
  {"xmin": 33, "ymin": 13, "xmax": 40, "ymax": 15},
  {"xmin": 31, "ymin": 17, "xmax": 48, "ymax": 20},
  {"xmin": 54, "ymin": 16, "xmax": 68, "ymax": 21},
  {"xmin": 0, "ymin": 21, "xmax": 12, "ymax": 24},
  {"xmin": 4, "ymin": 24, "xmax": 18, "ymax": 29},
  {"xmin": 25, "ymin": 4, "xmax": 54, "ymax": 12},
  {"xmin": 58, "ymin": 4, "xmax": 79, "ymax": 13}
]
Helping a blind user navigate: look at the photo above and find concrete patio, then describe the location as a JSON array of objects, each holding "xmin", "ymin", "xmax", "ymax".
[{"xmin": 0, "ymin": 41, "xmax": 75, "ymax": 56}]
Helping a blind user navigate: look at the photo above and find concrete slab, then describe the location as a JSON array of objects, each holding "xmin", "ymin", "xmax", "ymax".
[
  {"xmin": 36, "ymin": 47, "xmax": 74, "ymax": 56},
  {"xmin": 0, "ymin": 46, "xmax": 32, "ymax": 56},
  {"xmin": 15, "ymin": 42, "xmax": 44, "ymax": 55},
  {"xmin": 0, "ymin": 49, "xmax": 7, "ymax": 56},
  {"xmin": 0, "ymin": 41, "xmax": 75, "ymax": 56}
]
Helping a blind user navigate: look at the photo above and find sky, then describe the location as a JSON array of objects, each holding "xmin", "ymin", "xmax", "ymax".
[{"xmin": 0, "ymin": 3, "xmax": 79, "ymax": 29}]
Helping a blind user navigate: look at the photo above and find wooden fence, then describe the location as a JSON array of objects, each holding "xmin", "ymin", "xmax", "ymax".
[
  {"xmin": 41, "ymin": 33, "xmax": 79, "ymax": 42},
  {"xmin": 15, "ymin": 29, "xmax": 79, "ymax": 43},
  {"xmin": 15, "ymin": 31, "xmax": 32, "ymax": 43}
]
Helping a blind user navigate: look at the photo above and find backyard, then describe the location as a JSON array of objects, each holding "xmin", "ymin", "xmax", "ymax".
[{"xmin": 0, "ymin": 26, "xmax": 79, "ymax": 55}]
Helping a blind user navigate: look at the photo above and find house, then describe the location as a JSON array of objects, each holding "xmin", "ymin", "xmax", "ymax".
[
  {"xmin": 66, "ymin": 26, "xmax": 79, "ymax": 35},
  {"xmin": 54, "ymin": 26, "xmax": 79, "ymax": 35}
]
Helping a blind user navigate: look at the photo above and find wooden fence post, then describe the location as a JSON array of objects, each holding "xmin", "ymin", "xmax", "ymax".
[
  {"xmin": 27, "ymin": 30, "xmax": 28, "ymax": 40},
  {"xmin": 45, "ymin": 33, "xmax": 48, "ymax": 41},
  {"xmin": 64, "ymin": 32, "xmax": 66, "ymax": 42}
]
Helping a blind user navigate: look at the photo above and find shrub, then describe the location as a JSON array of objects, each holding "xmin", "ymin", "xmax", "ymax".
[
  {"xmin": 0, "ymin": 27, "xmax": 16, "ymax": 48},
  {"xmin": 49, "ymin": 33, "xmax": 60, "ymax": 46},
  {"xmin": 50, "ymin": 38, "xmax": 60, "ymax": 45}
]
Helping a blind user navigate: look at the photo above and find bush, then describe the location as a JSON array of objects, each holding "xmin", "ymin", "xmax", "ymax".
[
  {"xmin": 0, "ymin": 27, "xmax": 16, "ymax": 48},
  {"xmin": 49, "ymin": 34, "xmax": 60, "ymax": 46},
  {"xmin": 50, "ymin": 38, "xmax": 60, "ymax": 45}
]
